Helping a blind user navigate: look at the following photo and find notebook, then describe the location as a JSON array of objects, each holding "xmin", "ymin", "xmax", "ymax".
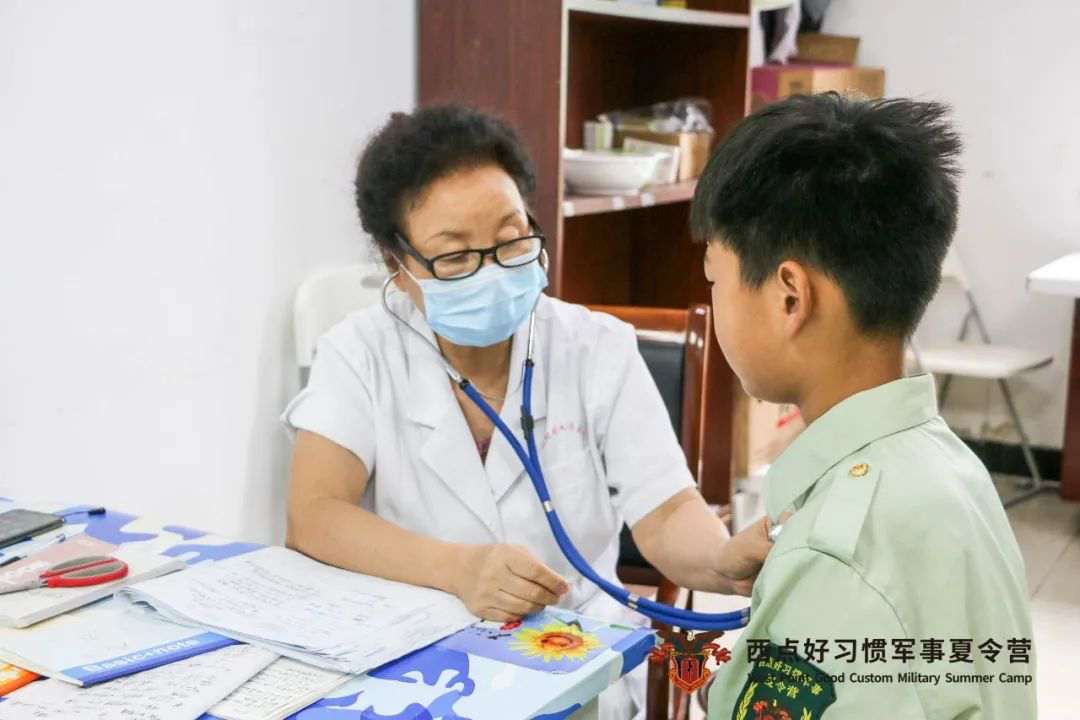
[
  {"xmin": 0, "ymin": 643, "xmax": 277, "ymax": 720},
  {"xmin": 203, "ymin": 657, "xmax": 349, "ymax": 720},
  {"xmin": 0, "ymin": 533, "xmax": 185, "ymax": 628},
  {"xmin": 0, "ymin": 595, "xmax": 236, "ymax": 686}
]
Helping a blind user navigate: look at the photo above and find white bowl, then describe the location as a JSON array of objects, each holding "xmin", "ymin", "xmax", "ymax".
[{"xmin": 563, "ymin": 149, "xmax": 662, "ymax": 196}]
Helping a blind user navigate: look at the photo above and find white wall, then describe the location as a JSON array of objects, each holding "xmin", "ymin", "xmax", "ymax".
[
  {"xmin": 825, "ymin": 0, "xmax": 1080, "ymax": 449},
  {"xmin": 0, "ymin": 0, "xmax": 415, "ymax": 542}
]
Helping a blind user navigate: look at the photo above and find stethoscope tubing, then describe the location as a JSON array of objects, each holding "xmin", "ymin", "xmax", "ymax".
[
  {"xmin": 462, "ymin": 361, "xmax": 750, "ymax": 631},
  {"xmin": 381, "ymin": 274, "xmax": 751, "ymax": 630}
]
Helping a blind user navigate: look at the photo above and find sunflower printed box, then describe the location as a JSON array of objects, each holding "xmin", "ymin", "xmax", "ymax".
[
  {"xmin": 277, "ymin": 609, "xmax": 656, "ymax": 719},
  {"xmin": 435, "ymin": 610, "xmax": 650, "ymax": 674}
]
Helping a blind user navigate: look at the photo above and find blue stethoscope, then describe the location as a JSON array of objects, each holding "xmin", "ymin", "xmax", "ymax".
[{"xmin": 383, "ymin": 275, "xmax": 751, "ymax": 631}]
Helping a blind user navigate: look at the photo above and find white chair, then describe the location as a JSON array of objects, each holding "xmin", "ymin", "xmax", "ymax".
[
  {"xmin": 909, "ymin": 249, "xmax": 1056, "ymax": 506},
  {"xmin": 293, "ymin": 263, "xmax": 388, "ymax": 385}
]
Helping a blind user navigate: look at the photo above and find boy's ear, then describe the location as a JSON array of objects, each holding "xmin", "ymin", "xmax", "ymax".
[{"xmin": 775, "ymin": 259, "xmax": 813, "ymax": 337}]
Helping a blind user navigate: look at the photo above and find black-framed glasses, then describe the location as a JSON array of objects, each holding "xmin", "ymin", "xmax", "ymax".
[{"xmin": 394, "ymin": 213, "xmax": 547, "ymax": 281}]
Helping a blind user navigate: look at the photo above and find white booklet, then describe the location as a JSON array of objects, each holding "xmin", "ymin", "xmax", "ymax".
[
  {"xmin": 119, "ymin": 546, "xmax": 478, "ymax": 674},
  {"xmin": 206, "ymin": 657, "xmax": 350, "ymax": 720},
  {"xmin": 0, "ymin": 643, "xmax": 277, "ymax": 720},
  {"xmin": 0, "ymin": 533, "xmax": 185, "ymax": 628},
  {"xmin": 0, "ymin": 595, "xmax": 235, "ymax": 686}
]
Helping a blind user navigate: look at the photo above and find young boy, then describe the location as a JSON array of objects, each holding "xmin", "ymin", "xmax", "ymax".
[{"xmin": 694, "ymin": 94, "xmax": 1036, "ymax": 719}]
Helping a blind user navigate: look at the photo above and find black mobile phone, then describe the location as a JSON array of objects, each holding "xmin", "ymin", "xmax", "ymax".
[{"xmin": 0, "ymin": 509, "xmax": 64, "ymax": 550}]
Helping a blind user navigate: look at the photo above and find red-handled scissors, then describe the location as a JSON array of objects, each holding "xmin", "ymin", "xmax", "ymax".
[{"xmin": 0, "ymin": 555, "xmax": 129, "ymax": 594}]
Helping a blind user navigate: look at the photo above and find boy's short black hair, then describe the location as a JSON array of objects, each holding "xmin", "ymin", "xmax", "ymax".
[
  {"xmin": 691, "ymin": 92, "xmax": 962, "ymax": 337},
  {"xmin": 355, "ymin": 104, "xmax": 536, "ymax": 253}
]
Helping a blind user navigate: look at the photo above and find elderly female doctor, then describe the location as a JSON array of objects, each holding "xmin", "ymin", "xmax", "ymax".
[{"xmin": 283, "ymin": 106, "xmax": 772, "ymax": 717}]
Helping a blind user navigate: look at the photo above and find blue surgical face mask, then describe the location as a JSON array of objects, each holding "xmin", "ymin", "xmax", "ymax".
[{"xmin": 401, "ymin": 260, "xmax": 548, "ymax": 347}]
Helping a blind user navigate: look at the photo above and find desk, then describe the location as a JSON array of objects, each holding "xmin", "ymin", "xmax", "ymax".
[
  {"xmin": 0, "ymin": 499, "xmax": 654, "ymax": 720},
  {"xmin": 1028, "ymin": 252, "xmax": 1080, "ymax": 500}
]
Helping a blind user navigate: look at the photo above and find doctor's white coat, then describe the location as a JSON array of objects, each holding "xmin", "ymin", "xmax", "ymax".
[{"xmin": 282, "ymin": 290, "xmax": 696, "ymax": 717}]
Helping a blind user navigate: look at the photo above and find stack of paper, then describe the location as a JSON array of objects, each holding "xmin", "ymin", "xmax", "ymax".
[
  {"xmin": 0, "ymin": 533, "xmax": 186, "ymax": 628},
  {"xmin": 0, "ymin": 643, "xmax": 277, "ymax": 720},
  {"xmin": 205, "ymin": 657, "xmax": 349, "ymax": 720},
  {"xmin": 0, "ymin": 596, "xmax": 235, "ymax": 686},
  {"xmin": 119, "ymin": 546, "xmax": 477, "ymax": 674}
]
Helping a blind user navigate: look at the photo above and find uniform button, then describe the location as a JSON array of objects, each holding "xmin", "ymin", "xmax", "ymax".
[{"xmin": 849, "ymin": 462, "xmax": 870, "ymax": 477}]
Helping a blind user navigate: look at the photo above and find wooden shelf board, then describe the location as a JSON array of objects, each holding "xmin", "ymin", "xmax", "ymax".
[
  {"xmin": 566, "ymin": 0, "xmax": 750, "ymax": 29},
  {"xmin": 563, "ymin": 179, "xmax": 697, "ymax": 217}
]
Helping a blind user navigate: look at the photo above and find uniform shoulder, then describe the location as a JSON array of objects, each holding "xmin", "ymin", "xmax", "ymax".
[
  {"xmin": 803, "ymin": 456, "xmax": 885, "ymax": 564},
  {"xmin": 806, "ymin": 417, "xmax": 996, "ymax": 563},
  {"xmin": 868, "ymin": 418, "xmax": 996, "ymax": 521}
]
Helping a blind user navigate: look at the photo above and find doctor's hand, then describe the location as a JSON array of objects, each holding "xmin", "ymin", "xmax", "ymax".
[
  {"xmin": 451, "ymin": 543, "xmax": 571, "ymax": 622},
  {"xmin": 714, "ymin": 512, "xmax": 791, "ymax": 596}
]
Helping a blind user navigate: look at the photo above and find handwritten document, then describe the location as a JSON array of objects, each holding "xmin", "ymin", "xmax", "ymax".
[
  {"xmin": 1, "ymin": 643, "xmax": 277, "ymax": 720},
  {"xmin": 119, "ymin": 546, "xmax": 477, "ymax": 673},
  {"xmin": 208, "ymin": 657, "xmax": 349, "ymax": 720}
]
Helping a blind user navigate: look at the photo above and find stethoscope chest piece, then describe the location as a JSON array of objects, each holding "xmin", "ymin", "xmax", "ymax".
[{"xmin": 768, "ymin": 522, "xmax": 785, "ymax": 543}]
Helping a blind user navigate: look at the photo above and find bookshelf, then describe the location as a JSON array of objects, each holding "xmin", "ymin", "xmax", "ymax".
[
  {"xmin": 562, "ymin": 179, "xmax": 697, "ymax": 217},
  {"xmin": 566, "ymin": 0, "xmax": 751, "ymax": 28},
  {"xmin": 418, "ymin": 0, "xmax": 750, "ymax": 506}
]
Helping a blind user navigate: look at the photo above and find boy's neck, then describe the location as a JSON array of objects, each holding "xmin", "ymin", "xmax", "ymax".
[{"xmin": 795, "ymin": 340, "xmax": 906, "ymax": 426}]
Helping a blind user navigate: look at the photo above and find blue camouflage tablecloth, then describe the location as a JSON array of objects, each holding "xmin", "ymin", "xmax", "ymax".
[{"xmin": 0, "ymin": 500, "xmax": 654, "ymax": 720}]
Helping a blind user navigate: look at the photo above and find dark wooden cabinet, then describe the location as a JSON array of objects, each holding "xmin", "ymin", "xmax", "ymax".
[{"xmin": 419, "ymin": 0, "xmax": 750, "ymax": 506}]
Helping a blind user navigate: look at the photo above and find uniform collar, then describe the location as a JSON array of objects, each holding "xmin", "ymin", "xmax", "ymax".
[{"xmin": 764, "ymin": 374, "xmax": 939, "ymax": 522}]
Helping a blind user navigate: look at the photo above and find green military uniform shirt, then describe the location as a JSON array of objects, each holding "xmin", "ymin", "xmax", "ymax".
[{"xmin": 708, "ymin": 375, "xmax": 1036, "ymax": 719}]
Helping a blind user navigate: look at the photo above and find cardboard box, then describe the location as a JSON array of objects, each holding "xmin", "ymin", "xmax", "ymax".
[
  {"xmin": 750, "ymin": 65, "xmax": 814, "ymax": 110},
  {"xmin": 732, "ymin": 388, "xmax": 806, "ymax": 478},
  {"xmin": 751, "ymin": 63, "xmax": 885, "ymax": 111},
  {"xmin": 811, "ymin": 66, "xmax": 885, "ymax": 97},
  {"xmin": 614, "ymin": 128, "xmax": 713, "ymax": 181},
  {"xmin": 793, "ymin": 33, "xmax": 860, "ymax": 64}
]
